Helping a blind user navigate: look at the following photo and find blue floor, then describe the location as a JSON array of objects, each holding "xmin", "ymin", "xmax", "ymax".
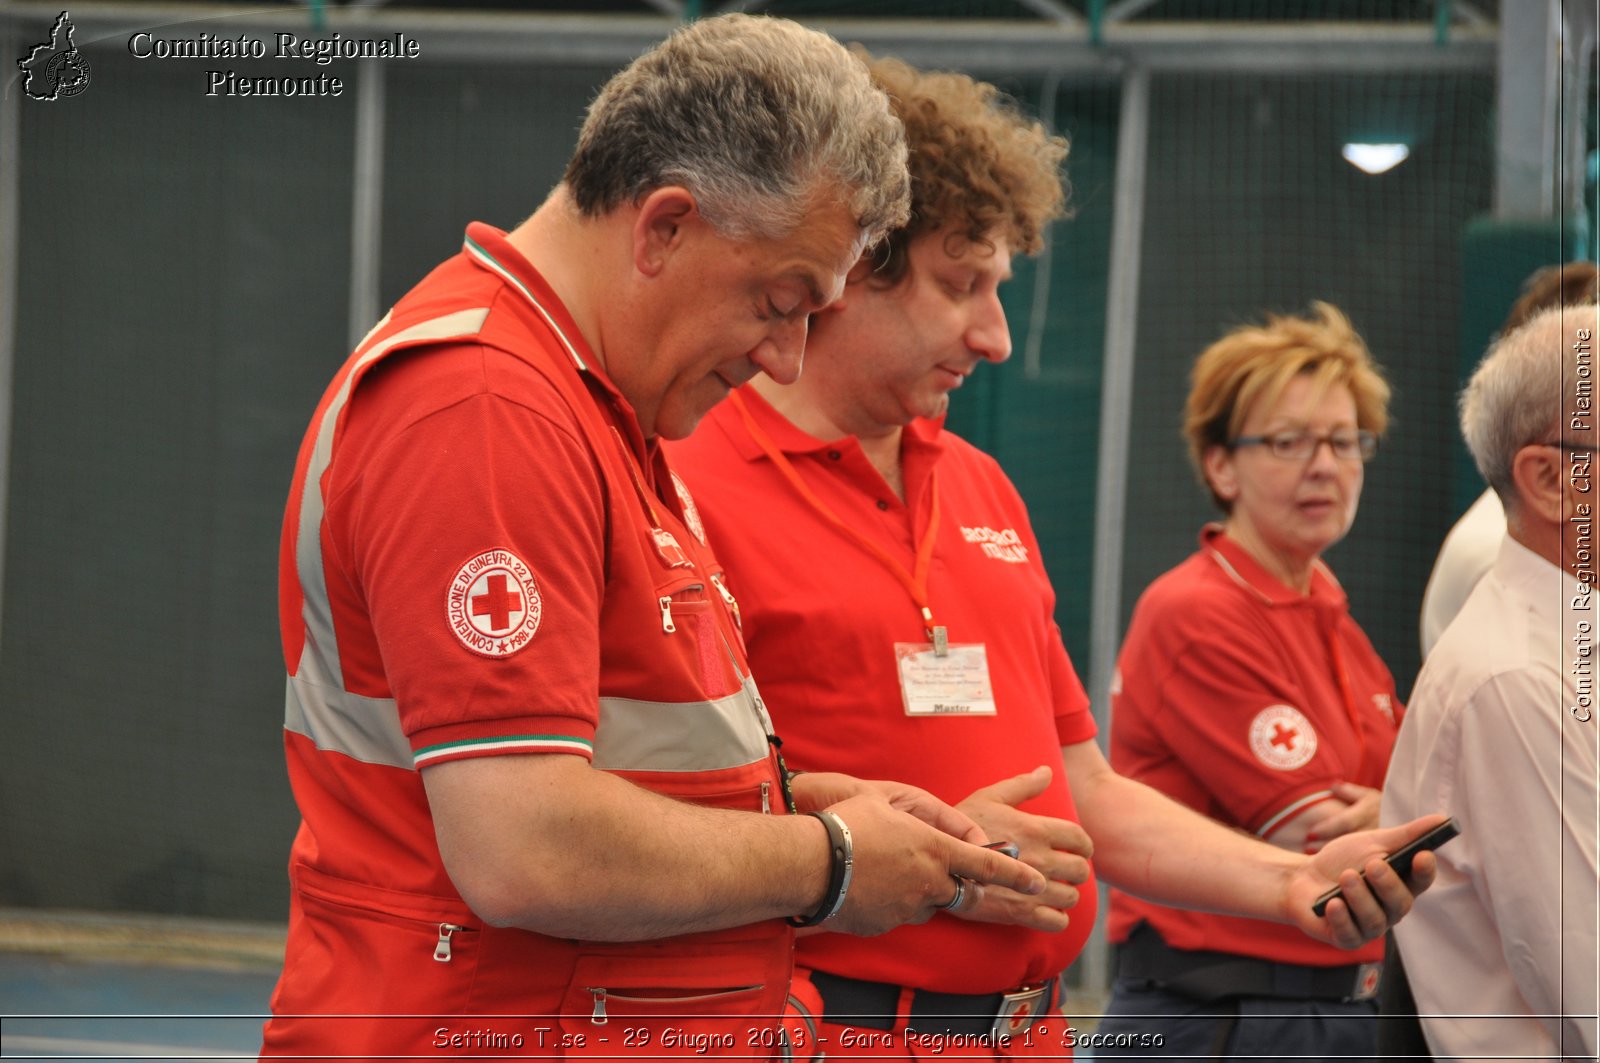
[{"xmin": 1, "ymin": 952, "xmax": 278, "ymax": 1060}]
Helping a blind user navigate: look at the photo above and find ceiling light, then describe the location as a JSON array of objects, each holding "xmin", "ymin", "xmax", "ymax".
[{"xmin": 1342, "ymin": 143, "xmax": 1410, "ymax": 175}]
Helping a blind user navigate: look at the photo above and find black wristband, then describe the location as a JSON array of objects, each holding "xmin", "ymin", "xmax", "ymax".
[{"xmin": 787, "ymin": 810, "xmax": 853, "ymax": 928}]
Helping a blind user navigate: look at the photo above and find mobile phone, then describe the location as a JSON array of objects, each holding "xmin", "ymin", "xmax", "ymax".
[
  {"xmin": 985, "ymin": 840, "xmax": 1020, "ymax": 859},
  {"xmin": 1310, "ymin": 817, "xmax": 1459, "ymax": 917}
]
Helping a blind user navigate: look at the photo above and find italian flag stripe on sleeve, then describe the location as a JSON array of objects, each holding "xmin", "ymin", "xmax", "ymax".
[{"xmin": 413, "ymin": 735, "xmax": 594, "ymax": 767}]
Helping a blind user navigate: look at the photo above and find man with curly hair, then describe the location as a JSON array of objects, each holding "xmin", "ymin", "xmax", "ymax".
[{"xmin": 669, "ymin": 53, "xmax": 1442, "ymax": 1058}]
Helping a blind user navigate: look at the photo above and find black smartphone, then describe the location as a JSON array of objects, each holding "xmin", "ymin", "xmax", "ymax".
[
  {"xmin": 984, "ymin": 840, "xmax": 1020, "ymax": 859},
  {"xmin": 1310, "ymin": 817, "xmax": 1459, "ymax": 917}
]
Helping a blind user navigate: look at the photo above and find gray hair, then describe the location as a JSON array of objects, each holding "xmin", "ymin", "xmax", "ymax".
[
  {"xmin": 1460, "ymin": 303, "xmax": 1597, "ymax": 505},
  {"xmin": 563, "ymin": 14, "xmax": 909, "ymax": 243}
]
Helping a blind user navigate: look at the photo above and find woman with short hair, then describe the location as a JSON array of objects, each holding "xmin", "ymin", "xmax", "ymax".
[{"xmin": 1095, "ymin": 303, "xmax": 1402, "ymax": 1062}]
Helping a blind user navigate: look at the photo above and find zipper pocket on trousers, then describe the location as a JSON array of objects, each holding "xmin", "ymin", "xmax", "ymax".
[
  {"xmin": 434, "ymin": 922, "xmax": 467, "ymax": 962},
  {"xmin": 585, "ymin": 984, "xmax": 765, "ymax": 1025}
]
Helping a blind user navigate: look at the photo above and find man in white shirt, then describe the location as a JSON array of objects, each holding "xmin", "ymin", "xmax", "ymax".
[
  {"xmin": 1419, "ymin": 263, "xmax": 1598, "ymax": 661},
  {"xmin": 1417, "ymin": 488, "xmax": 1503, "ymax": 659},
  {"xmin": 1384, "ymin": 302, "xmax": 1600, "ymax": 1061}
]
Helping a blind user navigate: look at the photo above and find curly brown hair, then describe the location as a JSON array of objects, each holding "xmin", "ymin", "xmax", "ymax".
[{"xmin": 857, "ymin": 50, "xmax": 1070, "ymax": 284}]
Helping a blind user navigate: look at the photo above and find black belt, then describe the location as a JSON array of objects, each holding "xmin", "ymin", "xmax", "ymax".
[
  {"xmin": 808, "ymin": 969, "xmax": 1057, "ymax": 1038},
  {"xmin": 1115, "ymin": 922, "xmax": 1382, "ymax": 1004}
]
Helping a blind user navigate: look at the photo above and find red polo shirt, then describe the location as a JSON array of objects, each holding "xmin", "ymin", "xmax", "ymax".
[
  {"xmin": 668, "ymin": 386, "xmax": 1098, "ymax": 995},
  {"xmin": 1107, "ymin": 525, "xmax": 1401, "ymax": 965},
  {"xmin": 266, "ymin": 225, "xmax": 791, "ymax": 1058}
]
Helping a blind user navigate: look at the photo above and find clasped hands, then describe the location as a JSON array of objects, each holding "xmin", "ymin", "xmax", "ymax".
[
  {"xmin": 791, "ymin": 766, "xmax": 1440, "ymax": 948},
  {"xmin": 787, "ymin": 766, "xmax": 1079, "ymax": 936}
]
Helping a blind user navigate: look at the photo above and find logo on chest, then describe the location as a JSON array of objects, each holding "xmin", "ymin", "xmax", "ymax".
[
  {"xmin": 670, "ymin": 471, "xmax": 707, "ymax": 546},
  {"xmin": 1248, "ymin": 705, "xmax": 1318, "ymax": 770},
  {"xmin": 959, "ymin": 525, "xmax": 1029, "ymax": 564}
]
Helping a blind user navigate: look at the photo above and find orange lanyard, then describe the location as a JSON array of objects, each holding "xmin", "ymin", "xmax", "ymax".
[{"xmin": 729, "ymin": 391, "xmax": 949, "ymax": 654}]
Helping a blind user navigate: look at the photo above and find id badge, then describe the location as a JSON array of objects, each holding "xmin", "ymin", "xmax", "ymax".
[{"xmin": 895, "ymin": 642, "xmax": 997, "ymax": 716}]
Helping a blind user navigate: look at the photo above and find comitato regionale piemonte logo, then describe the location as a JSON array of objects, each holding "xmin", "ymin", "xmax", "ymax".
[{"xmin": 17, "ymin": 11, "xmax": 92, "ymax": 101}]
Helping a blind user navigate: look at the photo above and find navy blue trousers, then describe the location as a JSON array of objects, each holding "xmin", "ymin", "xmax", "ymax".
[{"xmin": 1091, "ymin": 979, "xmax": 1378, "ymax": 1061}]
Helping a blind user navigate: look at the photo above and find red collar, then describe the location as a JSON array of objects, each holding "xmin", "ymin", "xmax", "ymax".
[
  {"xmin": 724, "ymin": 384, "xmax": 947, "ymax": 464},
  {"xmin": 461, "ymin": 222, "xmax": 648, "ymax": 455},
  {"xmin": 1201, "ymin": 524, "xmax": 1347, "ymax": 610}
]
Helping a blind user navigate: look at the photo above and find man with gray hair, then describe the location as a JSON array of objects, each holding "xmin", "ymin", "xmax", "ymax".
[
  {"xmin": 1382, "ymin": 302, "xmax": 1600, "ymax": 1060},
  {"xmin": 263, "ymin": 14, "xmax": 1042, "ymax": 1058}
]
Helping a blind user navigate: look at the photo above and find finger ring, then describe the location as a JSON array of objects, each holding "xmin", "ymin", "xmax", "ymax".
[{"xmin": 940, "ymin": 875, "xmax": 967, "ymax": 912}]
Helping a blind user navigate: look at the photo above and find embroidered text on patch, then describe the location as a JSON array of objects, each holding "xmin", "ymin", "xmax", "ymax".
[
  {"xmin": 959, "ymin": 525, "xmax": 1029, "ymax": 564},
  {"xmin": 447, "ymin": 549, "xmax": 542, "ymax": 658}
]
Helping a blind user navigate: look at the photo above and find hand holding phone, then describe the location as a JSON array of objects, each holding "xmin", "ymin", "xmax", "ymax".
[{"xmin": 1310, "ymin": 817, "xmax": 1458, "ymax": 917}]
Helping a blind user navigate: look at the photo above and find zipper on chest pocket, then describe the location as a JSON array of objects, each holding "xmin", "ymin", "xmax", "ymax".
[
  {"xmin": 658, "ymin": 584, "xmax": 707, "ymax": 634},
  {"xmin": 709, "ymin": 572, "xmax": 741, "ymax": 629}
]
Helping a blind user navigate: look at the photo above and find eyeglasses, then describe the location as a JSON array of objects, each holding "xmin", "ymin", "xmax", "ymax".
[
  {"xmin": 1230, "ymin": 430, "xmax": 1379, "ymax": 463},
  {"xmin": 1541, "ymin": 439, "xmax": 1597, "ymax": 454}
]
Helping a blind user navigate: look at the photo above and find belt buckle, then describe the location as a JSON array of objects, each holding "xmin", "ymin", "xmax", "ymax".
[
  {"xmin": 1351, "ymin": 962, "xmax": 1383, "ymax": 1002},
  {"xmin": 991, "ymin": 984, "xmax": 1047, "ymax": 1039}
]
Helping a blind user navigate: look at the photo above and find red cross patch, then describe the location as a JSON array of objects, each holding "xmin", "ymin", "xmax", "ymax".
[
  {"xmin": 446, "ymin": 549, "xmax": 542, "ymax": 658},
  {"xmin": 1248, "ymin": 705, "xmax": 1318, "ymax": 770}
]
